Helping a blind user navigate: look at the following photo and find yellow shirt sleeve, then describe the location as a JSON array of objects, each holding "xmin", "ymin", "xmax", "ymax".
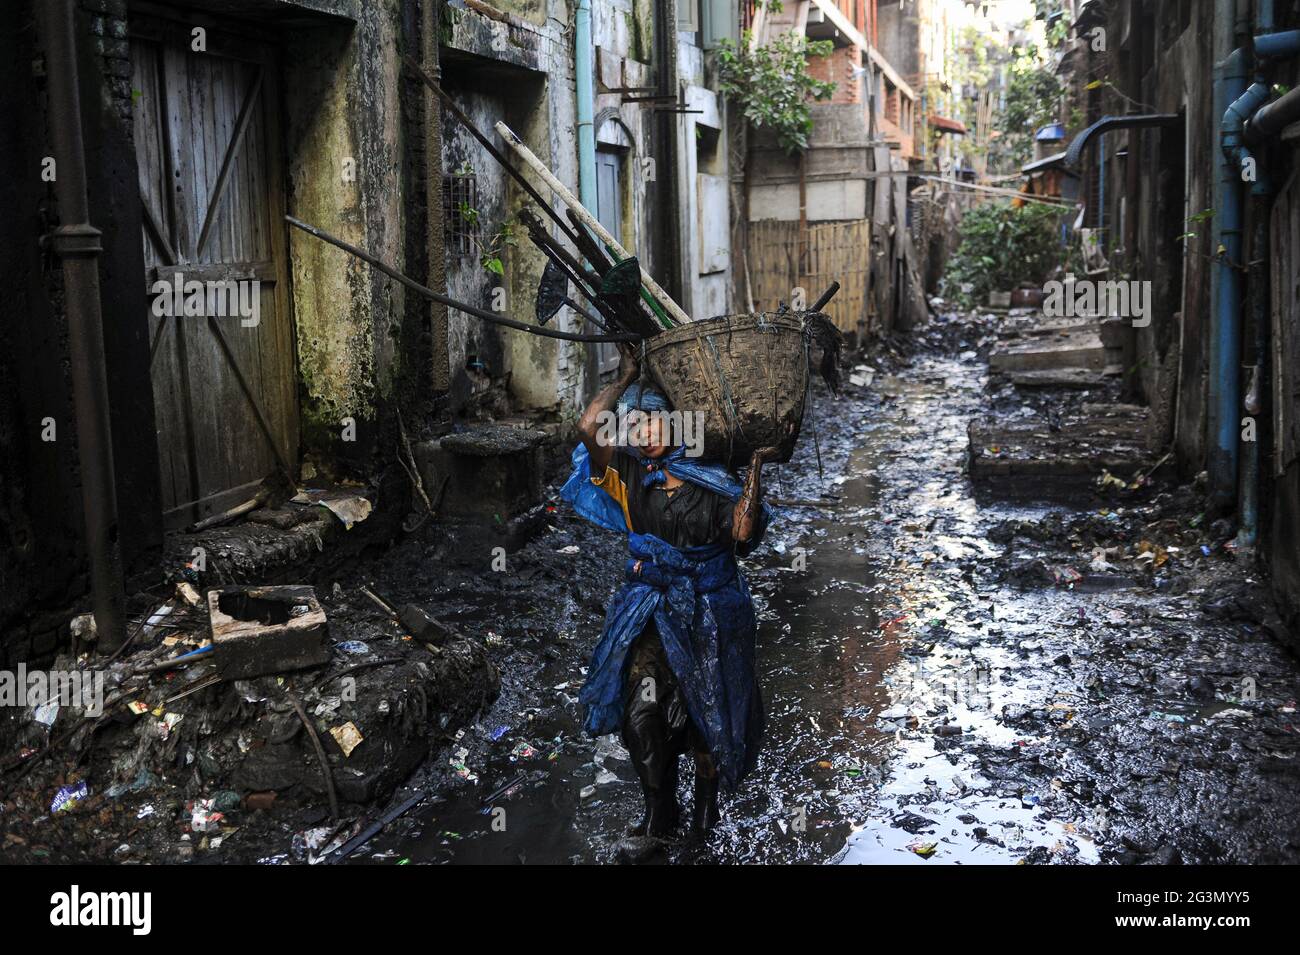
[{"xmin": 591, "ymin": 463, "xmax": 633, "ymax": 532}]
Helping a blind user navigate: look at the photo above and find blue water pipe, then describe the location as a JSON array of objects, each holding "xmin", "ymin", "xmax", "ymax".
[
  {"xmin": 575, "ymin": 0, "xmax": 598, "ymax": 220},
  {"xmin": 1216, "ymin": 0, "xmax": 1300, "ymax": 542}
]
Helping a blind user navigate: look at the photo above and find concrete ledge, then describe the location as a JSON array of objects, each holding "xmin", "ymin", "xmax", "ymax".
[
  {"xmin": 989, "ymin": 332, "xmax": 1115, "ymax": 372},
  {"xmin": 414, "ymin": 424, "xmax": 547, "ymax": 528}
]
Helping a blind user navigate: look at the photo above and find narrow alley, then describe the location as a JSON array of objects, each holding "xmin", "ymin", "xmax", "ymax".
[
  {"xmin": 319, "ymin": 311, "xmax": 1299, "ymax": 866},
  {"xmin": 5, "ymin": 0, "xmax": 1300, "ymax": 923}
]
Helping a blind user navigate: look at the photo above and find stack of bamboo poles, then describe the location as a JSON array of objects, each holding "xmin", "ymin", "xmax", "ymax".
[{"xmin": 283, "ymin": 56, "xmax": 699, "ymax": 346}]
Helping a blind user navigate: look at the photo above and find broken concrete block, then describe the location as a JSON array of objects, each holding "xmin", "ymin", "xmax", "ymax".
[{"xmin": 208, "ymin": 585, "xmax": 330, "ymax": 680}]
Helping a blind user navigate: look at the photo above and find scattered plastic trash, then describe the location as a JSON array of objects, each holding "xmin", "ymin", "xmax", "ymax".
[
  {"xmin": 907, "ymin": 840, "xmax": 937, "ymax": 858},
  {"xmin": 105, "ymin": 768, "xmax": 158, "ymax": 799},
  {"xmin": 335, "ymin": 640, "xmax": 371, "ymax": 655},
  {"xmin": 33, "ymin": 700, "xmax": 59, "ymax": 727},
  {"xmin": 849, "ymin": 365, "xmax": 875, "ymax": 388},
  {"xmin": 450, "ymin": 747, "xmax": 478, "ymax": 782},
  {"xmin": 211, "ymin": 790, "xmax": 242, "ymax": 813},
  {"xmin": 595, "ymin": 767, "xmax": 621, "ymax": 786},
  {"xmin": 556, "ymin": 545, "xmax": 581, "ymax": 555},
  {"xmin": 70, "ymin": 613, "xmax": 97, "ymax": 643},
  {"xmin": 175, "ymin": 581, "xmax": 202, "ymax": 607},
  {"xmin": 1050, "ymin": 564, "xmax": 1083, "ymax": 586},
  {"xmin": 190, "ymin": 799, "xmax": 224, "ymax": 832},
  {"xmin": 594, "ymin": 734, "xmax": 629, "ymax": 763},
  {"xmin": 51, "ymin": 782, "xmax": 88, "ymax": 814},
  {"xmin": 142, "ymin": 603, "xmax": 174, "ymax": 636},
  {"xmin": 156, "ymin": 712, "xmax": 183, "ymax": 740}
]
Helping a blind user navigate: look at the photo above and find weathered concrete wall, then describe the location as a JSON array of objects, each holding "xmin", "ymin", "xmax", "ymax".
[
  {"xmin": 1103, "ymin": 1, "xmax": 1212, "ymax": 473},
  {"xmin": 679, "ymin": 83, "xmax": 731, "ymax": 319},
  {"xmin": 1266, "ymin": 71, "xmax": 1300, "ymax": 628},
  {"xmin": 439, "ymin": 0, "xmax": 729, "ymax": 411},
  {"xmin": 1132, "ymin": 11, "xmax": 1203, "ymax": 460},
  {"xmin": 746, "ymin": 103, "xmax": 872, "ymax": 223},
  {"xmin": 876, "ymin": 0, "xmax": 921, "ymax": 82},
  {"xmin": 285, "ymin": 2, "xmax": 406, "ymax": 463},
  {"xmin": 441, "ymin": 1, "xmax": 579, "ymax": 415}
]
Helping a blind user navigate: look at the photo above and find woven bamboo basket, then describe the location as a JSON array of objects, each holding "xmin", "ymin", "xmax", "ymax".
[{"xmin": 643, "ymin": 312, "xmax": 808, "ymax": 467}]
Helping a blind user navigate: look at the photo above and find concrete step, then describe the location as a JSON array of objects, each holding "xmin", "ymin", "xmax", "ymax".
[
  {"xmin": 1007, "ymin": 365, "xmax": 1124, "ymax": 388},
  {"xmin": 996, "ymin": 316, "xmax": 1127, "ymax": 347},
  {"xmin": 968, "ymin": 405, "xmax": 1155, "ymax": 480},
  {"xmin": 989, "ymin": 331, "xmax": 1121, "ymax": 373}
]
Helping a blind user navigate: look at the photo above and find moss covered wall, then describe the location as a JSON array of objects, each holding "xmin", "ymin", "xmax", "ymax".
[{"xmin": 285, "ymin": 1, "xmax": 407, "ymax": 461}]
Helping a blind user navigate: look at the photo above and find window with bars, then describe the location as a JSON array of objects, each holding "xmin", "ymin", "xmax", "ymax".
[{"xmin": 442, "ymin": 172, "xmax": 478, "ymax": 257}]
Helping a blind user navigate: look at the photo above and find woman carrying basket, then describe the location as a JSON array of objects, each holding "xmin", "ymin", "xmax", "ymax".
[{"xmin": 561, "ymin": 343, "xmax": 781, "ymax": 847}]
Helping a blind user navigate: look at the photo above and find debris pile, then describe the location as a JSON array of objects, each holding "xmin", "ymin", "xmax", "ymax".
[{"xmin": 0, "ymin": 583, "xmax": 497, "ymax": 863}]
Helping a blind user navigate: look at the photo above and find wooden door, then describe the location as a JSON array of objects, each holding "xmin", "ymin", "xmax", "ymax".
[{"xmin": 131, "ymin": 16, "xmax": 296, "ymax": 527}]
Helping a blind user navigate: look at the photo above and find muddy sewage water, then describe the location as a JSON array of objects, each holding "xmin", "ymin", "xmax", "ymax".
[{"xmin": 344, "ymin": 312, "xmax": 1300, "ymax": 865}]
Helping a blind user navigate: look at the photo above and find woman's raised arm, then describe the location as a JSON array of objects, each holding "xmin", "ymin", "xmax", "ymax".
[{"xmin": 577, "ymin": 342, "xmax": 640, "ymax": 475}]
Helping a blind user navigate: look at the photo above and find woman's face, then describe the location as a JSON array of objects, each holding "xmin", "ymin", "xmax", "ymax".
[{"xmin": 628, "ymin": 410, "xmax": 670, "ymax": 458}]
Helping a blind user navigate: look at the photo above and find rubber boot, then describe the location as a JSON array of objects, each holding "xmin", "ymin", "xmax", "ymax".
[
  {"xmin": 691, "ymin": 755, "xmax": 720, "ymax": 836},
  {"xmin": 622, "ymin": 707, "xmax": 679, "ymax": 838}
]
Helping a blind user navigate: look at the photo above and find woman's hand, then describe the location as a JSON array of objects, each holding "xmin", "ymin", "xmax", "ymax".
[
  {"xmin": 733, "ymin": 423, "xmax": 791, "ymax": 543},
  {"xmin": 753, "ymin": 421, "xmax": 796, "ymax": 464}
]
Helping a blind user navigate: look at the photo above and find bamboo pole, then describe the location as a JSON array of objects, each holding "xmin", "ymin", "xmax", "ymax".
[
  {"xmin": 494, "ymin": 121, "xmax": 693, "ymax": 327},
  {"xmin": 285, "ymin": 215, "xmax": 638, "ymax": 344}
]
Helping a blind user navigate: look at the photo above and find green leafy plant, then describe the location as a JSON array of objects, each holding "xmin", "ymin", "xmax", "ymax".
[
  {"xmin": 997, "ymin": 51, "xmax": 1063, "ymax": 168},
  {"xmin": 450, "ymin": 161, "xmax": 516, "ymax": 276},
  {"xmin": 479, "ymin": 221, "xmax": 516, "ymax": 276},
  {"xmin": 941, "ymin": 202, "xmax": 1073, "ymax": 307},
  {"xmin": 716, "ymin": 31, "xmax": 836, "ymax": 153}
]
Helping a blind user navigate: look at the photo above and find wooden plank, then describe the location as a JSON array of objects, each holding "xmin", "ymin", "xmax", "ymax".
[
  {"xmin": 260, "ymin": 59, "xmax": 298, "ymax": 468},
  {"xmin": 148, "ymin": 262, "xmax": 276, "ymax": 286},
  {"xmin": 160, "ymin": 29, "xmax": 203, "ymax": 510}
]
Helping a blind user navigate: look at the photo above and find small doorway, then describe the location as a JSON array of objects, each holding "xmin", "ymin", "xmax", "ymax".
[{"xmin": 131, "ymin": 14, "xmax": 296, "ymax": 528}]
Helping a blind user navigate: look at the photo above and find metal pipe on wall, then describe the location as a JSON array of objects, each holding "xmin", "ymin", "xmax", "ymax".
[
  {"xmin": 575, "ymin": 0, "xmax": 598, "ymax": 221},
  {"xmin": 1209, "ymin": 0, "xmax": 1249, "ymax": 511},
  {"xmin": 1220, "ymin": 11, "xmax": 1300, "ymax": 544},
  {"xmin": 37, "ymin": 0, "xmax": 127, "ymax": 651}
]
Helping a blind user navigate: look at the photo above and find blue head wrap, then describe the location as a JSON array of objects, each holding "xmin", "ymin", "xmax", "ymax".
[{"xmin": 617, "ymin": 383, "xmax": 671, "ymax": 416}]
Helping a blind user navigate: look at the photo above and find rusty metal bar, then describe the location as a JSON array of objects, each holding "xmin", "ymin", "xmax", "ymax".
[{"xmin": 38, "ymin": 0, "xmax": 127, "ymax": 652}]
